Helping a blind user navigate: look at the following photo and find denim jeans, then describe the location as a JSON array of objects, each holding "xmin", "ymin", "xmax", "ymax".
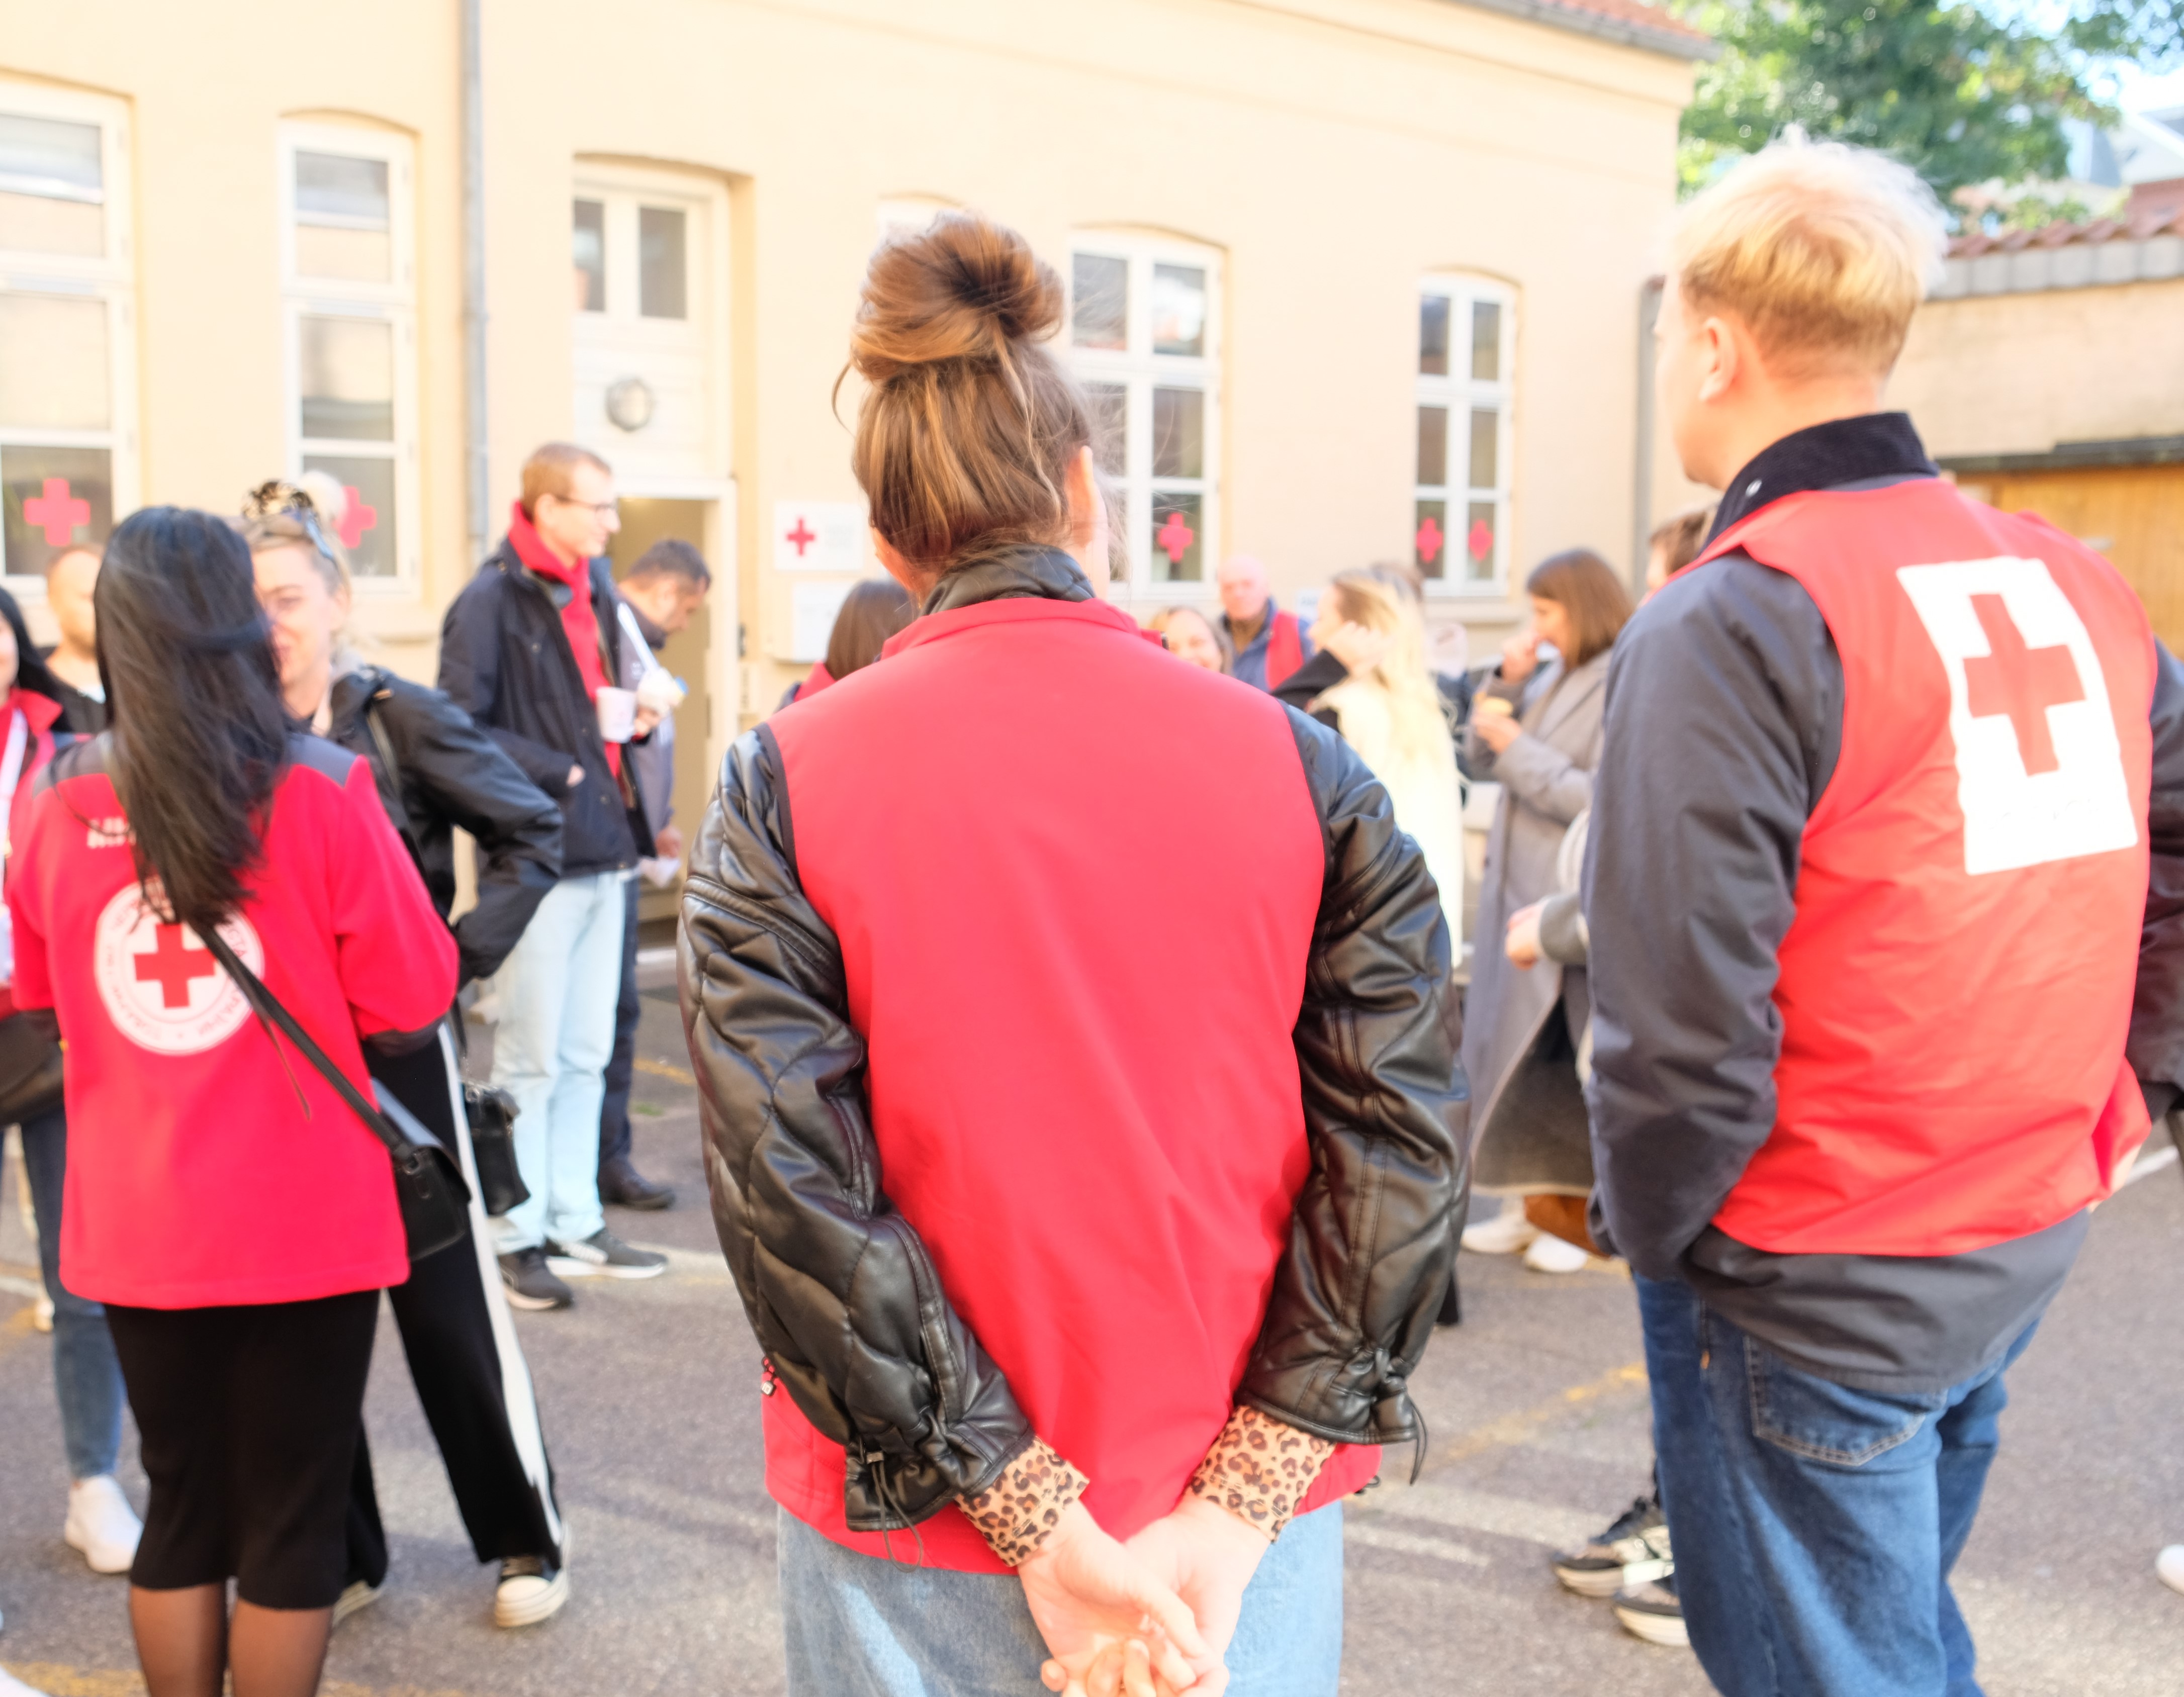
[
  {"xmin": 1636, "ymin": 1273, "xmax": 2039, "ymax": 1697},
  {"xmin": 597, "ymin": 875, "xmax": 643, "ymax": 1171},
  {"xmin": 777, "ymin": 1502, "xmax": 1344, "ymax": 1697},
  {"xmin": 492, "ymin": 871, "xmax": 627, "ymax": 1252},
  {"xmin": 20, "ymin": 1104, "xmax": 127, "ymax": 1480}
]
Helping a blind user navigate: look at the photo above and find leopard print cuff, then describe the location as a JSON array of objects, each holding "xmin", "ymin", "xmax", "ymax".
[
  {"xmin": 958, "ymin": 1439, "xmax": 1089, "ymax": 1567},
  {"xmin": 1187, "ymin": 1406, "xmax": 1336, "ymax": 1540}
]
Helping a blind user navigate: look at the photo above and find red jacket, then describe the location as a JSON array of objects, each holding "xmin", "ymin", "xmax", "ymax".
[{"xmin": 0, "ymin": 688, "xmax": 63, "ymax": 1019}]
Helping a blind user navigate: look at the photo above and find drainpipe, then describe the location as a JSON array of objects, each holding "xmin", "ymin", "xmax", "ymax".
[
  {"xmin": 462, "ymin": 0, "xmax": 489, "ymax": 565},
  {"xmin": 1630, "ymin": 276, "xmax": 1661, "ymax": 594}
]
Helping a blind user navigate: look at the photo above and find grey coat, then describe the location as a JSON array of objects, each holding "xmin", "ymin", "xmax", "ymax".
[{"xmin": 1461, "ymin": 650, "xmax": 1610, "ymax": 1196}]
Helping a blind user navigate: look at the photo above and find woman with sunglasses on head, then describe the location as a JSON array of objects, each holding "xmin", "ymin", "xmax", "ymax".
[
  {"xmin": 6, "ymin": 506, "xmax": 455, "ymax": 1697},
  {"xmin": 237, "ymin": 479, "xmax": 572, "ymax": 1630}
]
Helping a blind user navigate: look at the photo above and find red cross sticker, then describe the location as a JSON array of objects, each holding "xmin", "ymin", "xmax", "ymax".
[
  {"xmin": 784, "ymin": 517, "xmax": 816, "ymax": 557},
  {"xmin": 1155, "ymin": 510, "xmax": 1195, "ymax": 564},
  {"xmin": 1964, "ymin": 592, "xmax": 2084, "ymax": 776},
  {"xmin": 1415, "ymin": 515, "xmax": 1444, "ymax": 564},
  {"xmin": 335, "ymin": 487, "xmax": 377, "ymax": 550},
  {"xmin": 1467, "ymin": 519, "xmax": 1495, "ymax": 563},
  {"xmin": 22, "ymin": 478, "xmax": 90, "ymax": 547},
  {"xmin": 133, "ymin": 923, "xmax": 217, "ymax": 1011}
]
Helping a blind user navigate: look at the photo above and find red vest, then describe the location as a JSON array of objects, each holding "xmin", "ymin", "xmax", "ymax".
[
  {"xmin": 1697, "ymin": 480, "xmax": 2155, "ymax": 1256},
  {"xmin": 1265, "ymin": 609, "xmax": 1305, "ymax": 691}
]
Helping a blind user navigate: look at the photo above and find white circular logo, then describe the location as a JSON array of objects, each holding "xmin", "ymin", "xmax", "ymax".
[{"xmin": 93, "ymin": 886, "xmax": 264, "ymax": 1056}]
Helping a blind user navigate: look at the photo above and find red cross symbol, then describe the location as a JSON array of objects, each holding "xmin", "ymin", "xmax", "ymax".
[
  {"xmin": 1415, "ymin": 515, "xmax": 1444, "ymax": 564},
  {"xmin": 1963, "ymin": 593, "xmax": 2084, "ymax": 777},
  {"xmin": 22, "ymin": 478, "xmax": 90, "ymax": 547},
  {"xmin": 1155, "ymin": 510, "xmax": 1195, "ymax": 564},
  {"xmin": 335, "ymin": 487, "xmax": 377, "ymax": 551},
  {"xmin": 784, "ymin": 517, "xmax": 816, "ymax": 556},
  {"xmin": 1467, "ymin": 520, "xmax": 1494, "ymax": 563},
  {"xmin": 133, "ymin": 923, "xmax": 218, "ymax": 1010}
]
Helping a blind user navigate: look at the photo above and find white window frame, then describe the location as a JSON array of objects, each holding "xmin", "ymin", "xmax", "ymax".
[
  {"xmin": 1066, "ymin": 234, "xmax": 1223, "ymax": 601},
  {"xmin": 1414, "ymin": 275, "xmax": 1515, "ymax": 598},
  {"xmin": 278, "ymin": 122, "xmax": 420, "ymax": 590},
  {"xmin": 0, "ymin": 79, "xmax": 139, "ymax": 593}
]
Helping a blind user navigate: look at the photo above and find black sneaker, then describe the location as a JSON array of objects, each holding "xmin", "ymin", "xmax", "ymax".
[
  {"xmin": 494, "ymin": 1553, "xmax": 569, "ymax": 1628},
  {"xmin": 499, "ymin": 1246, "xmax": 574, "ymax": 1310},
  {"xmin": 546, "ymin": 1228, "xmax": 668, "ymax": 1280},
  {"xmin": 599, "ymin": 1156, "xmax": 676, "ymax": 1211},
  {"xmin": 1613, "ymin": 1568, "xmax": 1688, "ymax": 1648},
  {"xmin": 1552, "ymin": 1493, "xmax": 1672, "ymax": 1597}
]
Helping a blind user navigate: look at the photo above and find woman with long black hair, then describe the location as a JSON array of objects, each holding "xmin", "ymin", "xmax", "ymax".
[
  {"xmin": 239, "ymin": 480, "xmax": 572, "ymax": 1629},
  {"xmin": 6, "ymin": 507, "xmax": 456, "ymax": 1697}
]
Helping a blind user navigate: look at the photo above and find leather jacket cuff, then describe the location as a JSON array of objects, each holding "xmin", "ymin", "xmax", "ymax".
[
  {"xmin": 1187, "ymin": 1406, "xmax": 1335, "ymax": 1541},
  {"xmin": 956, "ymin": 1438, "xmax": 1087, "ymax": 1566}
]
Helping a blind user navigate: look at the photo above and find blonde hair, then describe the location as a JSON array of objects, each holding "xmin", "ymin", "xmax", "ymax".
[
  {"xmin": 520, "ymin": 441, "xmax": 611, "ymax": 517},
  {"xmin": 1320, "ymin": 573, "xmax": 1446, "ymax": 764},
  {"xmin": 1667, "ymin": 139, "xmax": 1947, "ymax": 376}
]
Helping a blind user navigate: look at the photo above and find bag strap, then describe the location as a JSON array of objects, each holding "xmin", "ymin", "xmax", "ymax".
[
  {"xmin": 197, "ymin": 925, "xmax": 422, "ymax": 1162},
  {"xmin": 356, "ymin": 674, "xmax": 426, "ymax": 873}
]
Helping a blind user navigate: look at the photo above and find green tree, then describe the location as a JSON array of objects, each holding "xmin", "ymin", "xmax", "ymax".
[
  {"xmin": 1672, "ymin": 0, "xmax": 2110, "ymax": 206},
  {"xmin": 2064, "ymin": 0, "xmax": 2184, "ymax": 64}
]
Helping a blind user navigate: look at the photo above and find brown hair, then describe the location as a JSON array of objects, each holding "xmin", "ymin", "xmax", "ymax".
[
  {"xmin": 1524, "ymin": 548, "xmax": 1633, "ymax": 669},
  {"xmin": 1648, "ymin": 504, "xmax": 1716, "ymax": 578},
  {"xmin": 824, "ymin": 577, "xmax": 916, "ymax": 680},
  {"xmin": 626, "ymin": 537, "xmax": 712, "ymax": 590},
  {"xmin": 520, "ymin": 442, "xmax": 611, "ymax": 518},
  {"xmin": 846, "ymin": 213, "xmax": 1095, "ymax": 573}
]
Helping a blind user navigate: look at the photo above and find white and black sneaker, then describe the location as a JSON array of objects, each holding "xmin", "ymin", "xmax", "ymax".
[
  {"xmin": 1613, "ymin": 1568, "xmax": 1689, "ymax": 1648},
  {"xmin": 547, "ymin": 1228, "xmax": 667, "ymax": 1280},
  {"xmin": 494, "ymin": 1553, "xmax": 569, "ymax": 1628},
  {"xmin": 1552, "ymin": 1493, "xmax": 1672, "ymax": 1597},
  {"xmin": 499, "ymin": 1246, "xmax": 575, "ymax": 1310},
  {"xmin": 331, "ymin": 1579, "xmax": 382, "ymax": 1628}
]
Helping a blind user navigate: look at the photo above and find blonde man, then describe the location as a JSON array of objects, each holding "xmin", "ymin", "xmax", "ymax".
[{"xmin": 1586, "ymin": 140, "xmax": 2184, "ymax": 1691}]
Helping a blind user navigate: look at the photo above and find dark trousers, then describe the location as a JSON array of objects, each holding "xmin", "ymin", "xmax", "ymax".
[
  {"xmin": 597, "ymin": 874, "xmax": 643, "ymax": 1171},
  {"xmin": 347, "ymin": 1033, "xmax": 563, "ymax": 1582}
]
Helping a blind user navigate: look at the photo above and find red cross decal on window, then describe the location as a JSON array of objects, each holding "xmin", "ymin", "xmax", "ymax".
[
  {"xmin": 335, "ymin": 487, "xmax": 378, "ymax": 551},
  {"xmin": 1155, "ymin": 510, "xmax": 1195, "ymax": 565},
  {"xmin": 1467, "ymin": 519, "xmax": 1494, "ymax": 563},
  {"xmin": 133, "ymin": 923, "xmax": 218, "ymax": 1010},
  {"xmin": 23, "ymin": 478, "xmax": 90, "ymax": 547},
  {"xmin": 784, "ymin": 517, "xmax": 816, "ymax": 556},
  {"xmin": 1963, "ymin": 593, "xmax": 2084, "ymax": 776},
  {"xmin": 1415, "ymin": 515, "xmax": 1444, "ymax": 564}
]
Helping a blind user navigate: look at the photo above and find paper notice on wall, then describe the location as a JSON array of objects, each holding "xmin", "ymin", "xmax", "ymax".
[
  {"xmin": 774, "ymin": 500, "xmax": 865, "ymax": 573},
  {"xmin": 789, "ymin": 580, "xmax": 857, "ymax": 663}
]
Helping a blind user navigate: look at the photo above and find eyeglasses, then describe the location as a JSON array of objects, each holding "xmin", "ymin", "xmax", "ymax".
[{"xmin": 544, "ymin": 492, "xmax": 620, "ymax": 520}]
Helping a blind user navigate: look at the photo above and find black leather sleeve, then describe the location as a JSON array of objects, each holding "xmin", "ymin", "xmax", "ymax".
[
  {"xmin": 1237, "ymin": 708, "xmax": 1468, "ymax": 1455},
  {"xmin": 679, "ymin": 727, "xmax": 1034, "ymax": 1531},
  {"xmin": 2131, "ymin": 639, "xmax": 2184, "ymax": 1101}
]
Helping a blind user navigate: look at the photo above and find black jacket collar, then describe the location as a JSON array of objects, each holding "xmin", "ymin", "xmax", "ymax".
[
  {"xmin": 1705, "ymin": 412, "xmax": 1938, "ymax": 546},
  {"xmin": 921, "ymin": 546, "xmax": 1095, "ymax": 617}
]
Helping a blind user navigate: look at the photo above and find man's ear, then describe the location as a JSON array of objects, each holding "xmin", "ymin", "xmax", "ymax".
[{"xmin": 1698, "ymin": 314, "xmax": 1740, "ymax": 405}]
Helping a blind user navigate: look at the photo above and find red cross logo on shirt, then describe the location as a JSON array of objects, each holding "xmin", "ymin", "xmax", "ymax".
[
  {"xmin": 133, "ymin": 924, "xmax": 218, "ymax": 1010},
  {"xmin": 23, "ymin": 479, "xmax": 90, "ymax": 547},
  {"xmin": 784, "ymin": 517, "xmax": 816, "ymax": 556},
  {"xmin": 1155, "ymin": 510, "xmax": 1195, "ymax": 564},
  {"xmin": 335, "ymin": 487, "xmax": 377, "ymax": 550},
  {"xmin": 1963, "ymin": 593, "xmax": 2084, "ymax": 777}
]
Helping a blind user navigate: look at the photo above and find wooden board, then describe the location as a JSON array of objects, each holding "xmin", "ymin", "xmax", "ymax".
[{"xmin": 1955, "ymin": 465, "xmax": 2184, "ymax": 651}]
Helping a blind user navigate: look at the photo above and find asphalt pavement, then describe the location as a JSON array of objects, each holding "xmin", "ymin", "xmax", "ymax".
[{"xmin": 3, "ymin": 969, "xmax": 2181, "ymax": 1695}]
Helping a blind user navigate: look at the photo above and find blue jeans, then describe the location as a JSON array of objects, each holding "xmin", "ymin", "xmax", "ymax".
[
  {"xmin": 21, "ymin": 1104, "xmax": 127, "ymax": 1480},
  {"xmin": 492, "ymin": 872, "xmax": 627, "ymax": 1252},
  {"xmin": 778, "ymin": 1502, "xmax": 1344, "ymax": 1697},
  {"xmin": 1636, "ymin": 1274, "xmax": 2039, "ymax": 1697}
]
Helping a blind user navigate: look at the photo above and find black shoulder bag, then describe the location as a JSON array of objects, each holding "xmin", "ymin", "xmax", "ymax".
[{"xmin": 198, "ymin": 927, "xmax": 471, "ymax": 1263}]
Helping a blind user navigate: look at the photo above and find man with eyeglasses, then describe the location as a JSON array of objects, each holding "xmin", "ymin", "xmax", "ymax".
[{"xmin": 439, "ymin": 441, "xmax": 669, "ymax": 1311}]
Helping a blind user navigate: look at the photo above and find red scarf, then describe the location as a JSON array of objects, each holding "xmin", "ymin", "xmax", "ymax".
[{"xmin": 509, "ymin": 501, "xmax": 617, "ymax": 777}]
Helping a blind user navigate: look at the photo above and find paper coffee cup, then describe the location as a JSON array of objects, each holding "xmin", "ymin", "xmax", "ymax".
[{"xmin": 596, "ymin": 686, "xmax": 638, "ymax": 743}]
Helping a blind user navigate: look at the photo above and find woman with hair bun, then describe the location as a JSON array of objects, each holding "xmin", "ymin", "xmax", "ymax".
[{"xmin": 683, "ymin": 213, "xmax": 1465, "ymax": 1695}]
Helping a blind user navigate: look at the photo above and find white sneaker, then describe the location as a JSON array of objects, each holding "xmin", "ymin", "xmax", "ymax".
[
  {"xmin": 64, "ymin": 1474, "xmax": 142, "ymax": 1574},
  {"xmin": 0, "ymin": 1663, "xmax": 54, "ymax": 1697},
  {"xmin": 332, "ymin": 1579, "xmax": 382, "ymax": 1628},
  {"xmin": 1524, "ymin": 1231, "xmax": 1592, "ymax": 1273},
  {"xmin": 494, "ymin": 1554, "xmax": 569, "ymax": 1627},
  {"xmin": 1460, "ymin": 1205, "xmax": 1539, "ymax": 1255},
  {"xmin": 2158, "ymin": 1545, "xmax": 2184, "ymax": 1595}
]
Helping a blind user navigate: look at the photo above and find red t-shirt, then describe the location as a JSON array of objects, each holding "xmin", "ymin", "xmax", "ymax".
[{"xmin": 7, "ymin": 739, "xmax": 458, "ymax": 1309}]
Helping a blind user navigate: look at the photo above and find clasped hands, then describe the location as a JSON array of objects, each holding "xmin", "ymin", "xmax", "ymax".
[{"xmin": 1020, "ymin": 1494, "xmax": 1271, "ymax": 1697}]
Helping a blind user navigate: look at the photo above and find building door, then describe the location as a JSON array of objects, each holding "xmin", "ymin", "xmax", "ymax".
[{"xmin": 1958, "ymin": 465, "xmax": 2184, "ymax": 650}]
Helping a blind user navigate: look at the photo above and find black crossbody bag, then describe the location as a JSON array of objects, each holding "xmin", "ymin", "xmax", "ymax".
[{"xmin": 199, "ymin": 927, "xmax": 470, "ymax": 1263}]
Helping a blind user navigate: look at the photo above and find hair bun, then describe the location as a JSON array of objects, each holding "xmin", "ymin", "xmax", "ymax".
[{"xmin": 850, "ymin": 212, "xmax": 1063, "ymax": 382}]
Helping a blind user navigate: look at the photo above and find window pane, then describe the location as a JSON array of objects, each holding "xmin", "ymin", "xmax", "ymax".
[
  {"xmin": 299, "ymin": 316, "xmax": 394, "ymax": 441},
  {"xmin": 1471, "ymin": 300, "xmax": 1501, "ymax": 382},
  {"xmin": 302, "ymin": 454, "xmax": 397, "ymax": 579},
  {"xmin": 639, "ymin": 207, "xmax": 687, "ymax": 320},
  {"xmin": 1151, "ymin": 387, "xmax": 1204, "ymax": 480},
  {"xmin": 1416, "ymin": 405, "xmax": 1448, "ymax": 488},
  {"xmin": 1414, "ymin": 499, "xmax": 1447, "ymax": 581},
  {"xmin": 296, "ymin": 152, "xmax": 388, "ymax": 226},
  {"xmin": 0, "ymin": 191, "xmax": 102, "ymax": 256},
  {"xmin": 295, "ymin": 225, "xmax": 390, "ymax": 283},
  {"xmin": 1073, "ymin": 253, "xmax": 1126, "ymax": 349},
  {"xmin": 1151, "ymin": 264, "xmax": 1206, "ymax": 357},
  {"xmin": 1465, "ymin": 501, "xmax": 1497, "ymax": 582},
  {"xmin": 1150, "ymin": 492, "xmax": 1203, "ymax": 584},
  {"xmin": 0, "ymin": 294, "xmax": 109, "ymax": 430},
  {"xmin": 3, "ymin": 444, "xmax": 111, "ymax": 576},
  {"xmin": 1084, "ymin": 382, "xmax": 1126, "ymax": 478},
  {"xmin": 1469, "ymin": 407, "xmax": 1498, "ymax": 490},
  {"xmin": 1419, "ymin": 295, "xmax": 1449, "ymax": 377},
  {"xmin": 0, "ymin": 114, "xmax": 102, "ymax": 200},
  {"xmin": 573, "ymin": 199, "xmax": 605, "ymax": 312}
]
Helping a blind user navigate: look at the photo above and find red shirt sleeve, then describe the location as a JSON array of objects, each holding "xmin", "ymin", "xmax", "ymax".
[
  {"xmin": 7, "ymin": 787, "xmax": 54, "ymax": 1014},
  {"xmin": 326, "ymin": 757, "xmax": 458, "ymax": 1035}
]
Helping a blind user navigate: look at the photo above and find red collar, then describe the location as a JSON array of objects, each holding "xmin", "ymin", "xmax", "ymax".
[
  {"xmin": 8, "ymin": 688, "xmax": 61, "ymax": 738},
  {"xmin": 882, "ymin": 595, "xmax": 1155, "ymax": 663},
  {"xmin": 508, "ymin": 501, "xmax": 585, "ymax": 588}
]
